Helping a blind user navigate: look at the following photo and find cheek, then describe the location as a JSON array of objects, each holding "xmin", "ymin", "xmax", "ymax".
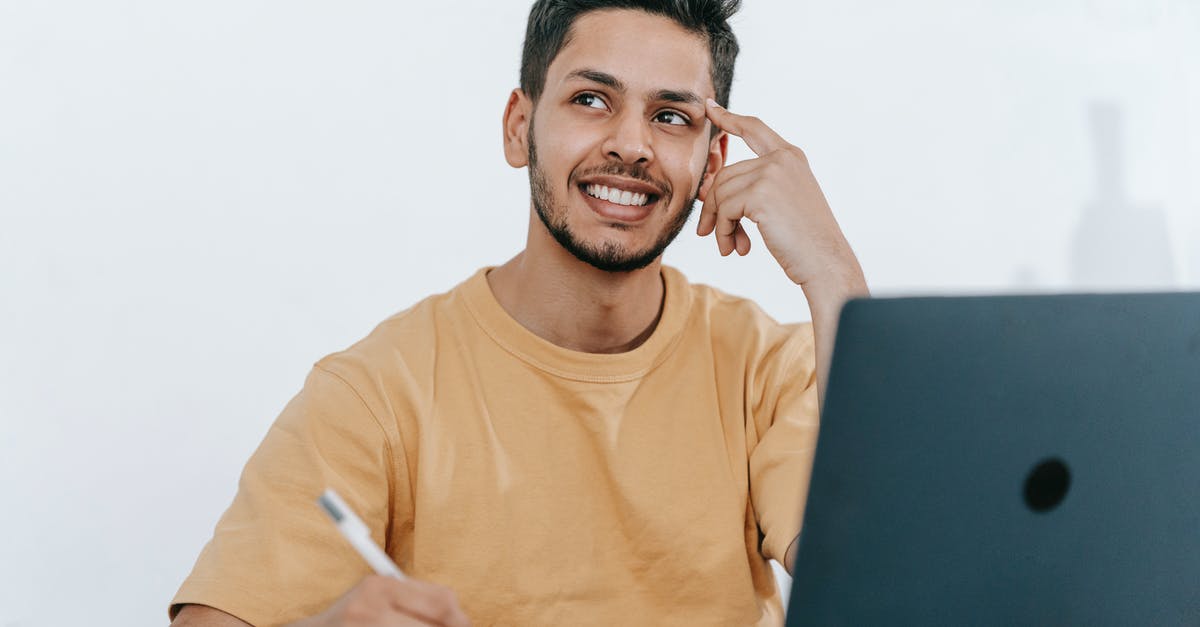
[
  {"xmin": 690, "ymin": 135, "xmax": 714, "ymax": 174},
  {"xmin": 667, "ymin": 141, "xmax": 712, "ymax": 195},
  {"xmin": 537, "ymin": 118, "xmax": 588, "ymax": 168},
  {"xmin": 537, "ymin": 118, "xmax": 602, "ymax": 175}
]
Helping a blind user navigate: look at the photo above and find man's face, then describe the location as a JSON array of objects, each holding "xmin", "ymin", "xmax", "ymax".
[{"xmin": 522, "ymin": 9, "xmax": 724, "ymax": 273}]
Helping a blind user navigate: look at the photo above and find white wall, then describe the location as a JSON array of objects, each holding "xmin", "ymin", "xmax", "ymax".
[{"xmin": 1, "ymin": 1, "xmax": 1197, "ymax": 624}]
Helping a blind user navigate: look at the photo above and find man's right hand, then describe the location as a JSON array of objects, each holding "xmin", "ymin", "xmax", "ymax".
[
  {"xmin": 289, "ymin": 575, "xmax": 472, "ymax": 627},
  {"xmin": 172, "ymin": 575, "xmax": 471, "ymax": 627}
]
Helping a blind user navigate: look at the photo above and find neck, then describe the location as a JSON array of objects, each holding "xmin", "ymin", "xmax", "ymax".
[{"xmin": 487, "ymin": 213, "xmax": 666, "ymax": 354}]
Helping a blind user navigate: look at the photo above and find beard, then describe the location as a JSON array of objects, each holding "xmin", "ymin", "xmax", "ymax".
[{"xmin": 527, "ymin": 125, "xmax": 704, "ymax": 274}]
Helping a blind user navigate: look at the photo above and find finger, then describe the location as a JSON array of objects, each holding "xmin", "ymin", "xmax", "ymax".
[
  {"xmin": 696, "ymin": 148, "xmax": 767, "ymax": 236},
  {"xmin": 715, "ymin": 213, "xmax": 739, "ymax": 256},
  {"xmin": 697, "ymin": 167, "xmax": 755, "ymax": 236},
  {"xmin": 705, "ymin": 172, "xmax": 760, "ymax": 257},
  {"xmin": 709, "ymin": 169, "xmax": 758, "ymax": 212},
  {"xmin": 387, "ymin": 580, "xmax": 472, "ymax": 627},
  {"xmin": 712, "ymin": 195, "xmax": 752, "ymax": 257},
  {"xmin": 707, "ymin": 155, "xmax": 760, "ymax": 182},
  {"xmin": 705, "ymin": 99, "xmax": 788, "ymax": 156},
  {"xmin": 733, "ymin": 221, "xmax": 752, "ymax": 256}
]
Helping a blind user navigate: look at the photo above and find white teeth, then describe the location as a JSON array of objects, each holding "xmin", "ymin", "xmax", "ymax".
[{"xmin": 584, "ymin": 184, "xmax": 651, "ymax": 207}]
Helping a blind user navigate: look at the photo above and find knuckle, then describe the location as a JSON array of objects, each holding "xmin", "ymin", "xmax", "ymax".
[
  {"xmin": 437, "ymin": 587, "xmax": 459, "ymax": 606},
  {"xmin": 344, "ymin": 602, "xmax": 377, "ymax": 622},
  {"xmin": 363, "ymin": 574, "xmax": 389, "ymax": 592},
  {"xmin": 342, "ymin": 586, "xmax": 387, "ymax": 621},
  {"xmin": 431, "ymin": 588, "xmax": 462, "ymax": 620}
]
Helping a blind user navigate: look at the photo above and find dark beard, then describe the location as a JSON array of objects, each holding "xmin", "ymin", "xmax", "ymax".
[{"xmin": 527, "ymin": 126, "xmax": 703, "ymax": 274}]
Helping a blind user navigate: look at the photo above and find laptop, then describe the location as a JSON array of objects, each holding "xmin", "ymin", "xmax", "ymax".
[{"xmin": 785, "ymin": 292, "xmax": 1200, "ymax": 626}]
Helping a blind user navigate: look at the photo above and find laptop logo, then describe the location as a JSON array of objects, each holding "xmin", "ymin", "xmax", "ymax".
[{"xmin": 1023, "ymin": 458, "xmax": 1071, "ymax": 513}]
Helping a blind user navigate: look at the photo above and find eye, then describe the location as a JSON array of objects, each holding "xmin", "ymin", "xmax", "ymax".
[
  {"xmin": 572, "ymin": 92, "xmax": 609, "ymax": 111},
  {"xmin": 654, "ymin": 110, "xmax": 690, "ymax": 126}
]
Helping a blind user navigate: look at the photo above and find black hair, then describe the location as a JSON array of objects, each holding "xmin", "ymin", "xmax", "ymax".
[{"xmin": 519, "ymin": 0, "xmax": 741, "ymax": 108}]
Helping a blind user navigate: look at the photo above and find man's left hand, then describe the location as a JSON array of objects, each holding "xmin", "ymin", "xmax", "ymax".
[
  {"xmin": 699, "ymin": 99, "xmax": 868, "ymax": 406},
  {"xmin": 697, "ymin": 99, "xmax": 863, "ymax": 293}
]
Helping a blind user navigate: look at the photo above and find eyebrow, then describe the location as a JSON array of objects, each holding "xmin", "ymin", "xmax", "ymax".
[
  {"xmin": 564, "ymin": 68, "xmax": 703, "ymax": 107},
  {"xmin": 566, "ymin": 68, "xmax": 625, "ymax": 92},
  {"xmin": 651, "ymin": 89, "xmax": 702, "ymax": 106}
]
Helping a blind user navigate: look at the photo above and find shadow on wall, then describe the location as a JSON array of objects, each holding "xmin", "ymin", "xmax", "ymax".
[{"xmin": 1069, "ymin": 102, "xmax": 1176, "ymax": 290}]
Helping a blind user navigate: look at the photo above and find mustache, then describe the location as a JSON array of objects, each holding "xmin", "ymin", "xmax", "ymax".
[{"xmin": 570, "ymin": 163, "xmax": 672, "ymax": 198}]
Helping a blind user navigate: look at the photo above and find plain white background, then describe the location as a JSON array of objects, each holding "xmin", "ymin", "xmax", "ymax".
[{"xmin": 1, "ymin": 1, "xmax": 1197, "ymax": 624}]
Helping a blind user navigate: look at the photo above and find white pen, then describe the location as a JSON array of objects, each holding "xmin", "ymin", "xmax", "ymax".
[{"xmin": 317, "ymin": 487, "xmax": 407, "ymax": 580}]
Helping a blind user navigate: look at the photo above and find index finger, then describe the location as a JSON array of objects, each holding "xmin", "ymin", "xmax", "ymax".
[
  {"xmin": 705, "ymin": 98, "xmax": 788, "ymax": 156},
  {"xmin": 387, "ymin": 578, "xmax": 473, "ymax": 627}
]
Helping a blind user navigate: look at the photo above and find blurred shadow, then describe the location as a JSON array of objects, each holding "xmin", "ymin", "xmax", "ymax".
[
  {"xmin": 1010, "ymin": 265, "xmax": 1040, "ymax": 291},
  {"xmin": 1069, "ymin": 102, "xmax": 1175, "ymax": 290}
]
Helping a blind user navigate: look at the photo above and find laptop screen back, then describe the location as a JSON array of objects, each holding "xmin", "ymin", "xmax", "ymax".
[{"xmin": 787, "ymin": 293, "xmax": 1200, "ymax": 626}]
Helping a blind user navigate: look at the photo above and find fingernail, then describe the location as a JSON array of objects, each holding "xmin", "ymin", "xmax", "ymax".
[{"xmin": 706, "ymin": 98, "xmax": 721, "ymax": 109}]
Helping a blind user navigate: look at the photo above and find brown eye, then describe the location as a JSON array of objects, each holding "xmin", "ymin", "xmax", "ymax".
[
  {"xmin": 655, "ymin": 111, "xmax": 689, "ymax": 126},
  {"xmin": 573, "ymin": 93, "xmax": 609, "ymax": 111}
]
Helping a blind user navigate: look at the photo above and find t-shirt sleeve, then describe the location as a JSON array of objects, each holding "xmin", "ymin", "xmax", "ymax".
[
  {"xmin": 748, "ymin": 322, "xmax": 821, "ymax": 565},
  {"xmin": 169, "ymin": 364, "xmax": 405, "ymax": 626}
]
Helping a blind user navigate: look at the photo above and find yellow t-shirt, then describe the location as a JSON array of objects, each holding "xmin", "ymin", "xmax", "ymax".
[{"xmin": 170, "ymin": 266, "xmax": 819, "ymax": 626}]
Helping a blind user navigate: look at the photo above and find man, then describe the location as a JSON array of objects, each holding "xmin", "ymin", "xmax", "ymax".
[{"xmin": 170, "ymin": 1, "xmax": 867, "ymax": 625}]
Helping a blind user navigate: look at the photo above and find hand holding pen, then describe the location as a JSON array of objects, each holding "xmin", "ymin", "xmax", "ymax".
[{"xmin": 285, "ymin": 488, "xmax": 471, "ymax": 627}]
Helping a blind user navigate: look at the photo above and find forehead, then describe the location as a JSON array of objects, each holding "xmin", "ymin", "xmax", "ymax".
[{"xmin": 546, "ymin": 9, "xmax": 714, "ymax": 97}]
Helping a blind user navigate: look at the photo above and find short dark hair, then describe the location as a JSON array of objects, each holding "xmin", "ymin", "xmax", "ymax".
[{"xmin": 519, "ymin": 0, "xmax": 741, "ymax": 108}]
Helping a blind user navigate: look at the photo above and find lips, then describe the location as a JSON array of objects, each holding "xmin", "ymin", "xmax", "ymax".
[
  {"xmin": 576, "ymin": 174, "xmax": 665, "ymax": 199},
  {"xmin": 574, "ymin": 174, "xmax": 667, "ymax": 224},
  {"xmin": 584, "ymin": 183, "xmax": 651, "ymax": 207},
  {"xmin": 577, "ymin": 183, "xmax": 659, "ymax": 222}
]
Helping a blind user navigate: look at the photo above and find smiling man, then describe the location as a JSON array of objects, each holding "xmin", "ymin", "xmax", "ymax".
[{"xmin": 169, "ymin": 1, "xmax": 867, "ymax": 626}]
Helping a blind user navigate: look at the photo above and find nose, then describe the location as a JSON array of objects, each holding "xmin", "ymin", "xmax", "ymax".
[{"xmin": 602, "ymin": 109, "xmax": 654, "ymax": 165}]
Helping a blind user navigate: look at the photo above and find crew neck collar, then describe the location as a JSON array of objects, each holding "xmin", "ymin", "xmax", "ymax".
[{"xmin": 460, "ymin": 265, "xmax": 693, "ymax": 383}]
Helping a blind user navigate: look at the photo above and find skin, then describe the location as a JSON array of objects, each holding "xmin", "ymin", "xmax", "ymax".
[
  {"xmin": 491, "ymin": 9, "xmax": 724, "ymax": 355},
  {"xmin": 494, "ymin": 8, "xmax": 867, "ymax": 572},
  {"xmin": 172, "ymin": 577, "xmax": 470, "ymax": 627},
  {"xmin": 172, "ymin": 7, "xmax": 866, "ymax": 626}
]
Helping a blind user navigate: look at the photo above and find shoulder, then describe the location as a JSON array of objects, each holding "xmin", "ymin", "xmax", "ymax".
[
  {"xmin": 314, "ymin": 272, "xmax": 478, "ymax": 392},
  {"xmin": 681, "ymin": 273, "xmax": 815, "ymax": 366}
]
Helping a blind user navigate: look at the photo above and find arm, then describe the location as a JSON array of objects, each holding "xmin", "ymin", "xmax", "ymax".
[
  {"xmin": 802, "ymin": 269, "xmax": 869, "ymax": 407},
  {"xmin": 698, "ymin": 100, "xmax": 868, "ymax": 575},
  {"xmin": 167, "ymin": 366, "xmax": 431, "ymax": 625},
  {"xmin": 771, "ymin": 279, "xmax": 863, "ymax": 577},
  {"xmin": 696, "ymin": 99, "xmax": 868, "ymax": 408},
  {"xmin": 171, "ymin": 577, "xmax": 471, "ymax": 627},
  {"xmin": 784, "ymin": 535, "xmax": 800, "ymax": 575}
]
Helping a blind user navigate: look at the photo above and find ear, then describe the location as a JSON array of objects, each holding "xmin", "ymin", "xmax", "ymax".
[
  {"xmin": 502, "ymin": 88, "xmax": 534, "ymax": 168},
  {"xmin": 696, "ymin": 131, "xmax": 729, "ymax": 202}
]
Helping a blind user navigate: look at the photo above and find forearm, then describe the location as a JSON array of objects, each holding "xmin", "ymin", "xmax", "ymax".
[
  {"xmin": 784, "ymin": 534, "xmax": 800, "ymax": 575},
  {"xmin": 802, "ymin": 263, "xmax": 869, "ymax": 408},
  {"xmin": 781, "ymin": 264, "xmax": 866, "ymax": 577}
]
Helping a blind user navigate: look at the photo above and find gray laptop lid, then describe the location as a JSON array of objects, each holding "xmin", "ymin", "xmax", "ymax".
[{"xmin": 786, "ymin": 293, "xmax": 1200, "ymax": 626}]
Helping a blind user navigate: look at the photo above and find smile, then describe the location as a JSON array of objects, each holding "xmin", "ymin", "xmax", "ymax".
[{"xmin": 583, "ymin": 184, "xmax": 653, "ymax": 207}]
